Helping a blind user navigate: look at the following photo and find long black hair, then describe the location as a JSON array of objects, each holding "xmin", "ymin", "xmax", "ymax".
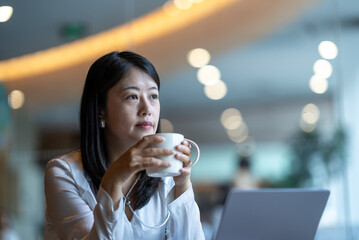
[{"xmin": 80, "ymin": 51, "xmax": 161, "ymax": 209}]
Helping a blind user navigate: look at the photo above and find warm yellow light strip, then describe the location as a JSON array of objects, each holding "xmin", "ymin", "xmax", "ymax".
[{"xmin": 0, "ymin": 0, "xmax": 236, "ymax": 81}]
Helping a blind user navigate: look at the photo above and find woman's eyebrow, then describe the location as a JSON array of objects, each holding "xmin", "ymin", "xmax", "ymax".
[
  {"xmin": 149, "ymin": 86, "xmax": 158, "ymax": 91},
  {"xmin": 121, "ymin": 86, "xmax": 139, "ymax": 92},
  {"xmin": 120, "ymin": 86, "xmax": 158, "ymax": 92}
]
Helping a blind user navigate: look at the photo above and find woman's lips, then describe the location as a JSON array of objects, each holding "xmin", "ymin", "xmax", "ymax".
[{"xmin": 136, "ymin": 121, "xmax": 153, "ymax": 130}]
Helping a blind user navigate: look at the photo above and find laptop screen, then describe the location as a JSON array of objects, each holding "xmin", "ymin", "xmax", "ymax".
[{"xmin": 213, "ymin": 188, "xmax": 330, "ymax": 240}]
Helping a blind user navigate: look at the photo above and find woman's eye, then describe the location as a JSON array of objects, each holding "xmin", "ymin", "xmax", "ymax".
[
  {"xmin": 126, "ymin": 95, "xmax": 138, "ymax": 100},
  {"xmin": 150, "ymin": 94, "xmax": 159, "ymax": 100}
]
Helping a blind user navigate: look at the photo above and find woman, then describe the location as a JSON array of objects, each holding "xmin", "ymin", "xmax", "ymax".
[{"xmin": 44, "ymin": 51, "xmax": 205, "ymax": 239}]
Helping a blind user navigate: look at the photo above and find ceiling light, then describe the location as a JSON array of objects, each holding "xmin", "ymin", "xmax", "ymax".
[
  {"xmin": 301, "ymin": 103, "xmax": 319, "ymax": 125},
  {"xmin": 299, "ymin": 118, "xmax": 316, "ymax": 133},
  {"xmin": 197, "ymin": 65, "xmax": 221, "ymax": 85},
  {"xmin": 187, "ymin": 48, "xmax": 210, "ymax": 68},
  {"xmin": 174, "ymin": 0, "xmax": 192, "ymax": 10},
  {"xmin": 224, "ymin": 115, "xmax": 243, "ymax": 129},
  {"xmin": 229, "ymin": 132, "xmax": 248, "ymax": 143},
  {"xmin": 163, "ymin": 1, "xmax": 180, "ymax": 16},
  {"xmin": 313, "ymin": 59, "xmax": 333, "ymax": 79},
  {"xmin": 0, "ymin": 6, "xmax": 13, "ymax": 22},
  {"xmin": 221, "ymin": 108, "xmax": 241, "ymax": 124},
  {"xmin": 8, "ymin": 90, "xmax": 25, "ymax": 109},
  {"xmin": 309, "ymin": 75, "xmax": 328, "ymax": 94},
  {"xmin": 318, "ymin": 41, "xmax": 338, "ymax": 60},
  {"xmin": 204, "ymin": 80, "xmax": 227, "ymax": 100},
  {"xmin": 221, "ymin": 108, "xmax": 243, "ymax": 130},
  {"xmin": 227, "ymin": 123, "xmax": 248, "ymax": 138}
]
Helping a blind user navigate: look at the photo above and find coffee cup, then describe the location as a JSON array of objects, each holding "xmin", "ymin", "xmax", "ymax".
[{"xmin": 146, "ymin": 133, "xmax": 200, "ymax": 177}]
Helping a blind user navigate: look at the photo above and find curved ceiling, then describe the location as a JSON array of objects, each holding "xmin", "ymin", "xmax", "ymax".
[{"xmin": 1, "ymin": 0, "xmax": 318, "ymax": 108}]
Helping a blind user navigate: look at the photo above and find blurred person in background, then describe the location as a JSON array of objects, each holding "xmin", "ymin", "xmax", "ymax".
[
  {"xmin": 44, "ymin": 51, "xmax": 205, "ymax": 240},
  {"xmin": 0, "ymin": 208, "xmax": 19, "ymax": 240},
  {"xmin": 232, "ymin": 156, "xmax": 258, "ymax": 189}
]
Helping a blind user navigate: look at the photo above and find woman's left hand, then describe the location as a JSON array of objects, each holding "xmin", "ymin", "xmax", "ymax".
[{"xmin": 173, "ymin": 140, "xmax": 192, "ymax": 198}]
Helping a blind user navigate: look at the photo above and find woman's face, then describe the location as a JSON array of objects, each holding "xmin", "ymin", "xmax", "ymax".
[{"xmin": 101, "ymin": 67, "xmax": 160, "ymax": 149}]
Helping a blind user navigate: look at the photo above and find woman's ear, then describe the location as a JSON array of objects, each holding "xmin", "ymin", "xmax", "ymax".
[
  {"xmin": 99, "ymin": 105, "xmax": 106, "ymax": 120},
  {"xmin": 99, "ymin": 110, "xmax": 105, "ymax": 119}
]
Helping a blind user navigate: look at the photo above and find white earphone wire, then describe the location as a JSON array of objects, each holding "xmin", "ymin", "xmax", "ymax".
[{"xmin": 124, "ymin": 173, "xmax": 170, "ymax": 229}]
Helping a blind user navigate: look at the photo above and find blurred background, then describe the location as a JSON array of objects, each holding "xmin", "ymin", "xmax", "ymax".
[{"xmin": 0, "ymin": 0, "xmax": 358, "ymax": 239}]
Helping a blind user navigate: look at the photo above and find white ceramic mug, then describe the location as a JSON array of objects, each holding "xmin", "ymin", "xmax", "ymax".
[{"xmin": 146, "ymin": 133, "xmax": 200, "ymax": 177}]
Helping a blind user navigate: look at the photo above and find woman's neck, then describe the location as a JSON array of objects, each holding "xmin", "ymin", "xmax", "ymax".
[{"xmin": 105, "ymin": 136, "xmax": 136, "ymax": 164}]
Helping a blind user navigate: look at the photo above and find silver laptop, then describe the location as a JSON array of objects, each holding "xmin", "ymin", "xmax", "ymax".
[{"xmin": 213, "ymin": 188, "xmax": 330, "ymax": 240}]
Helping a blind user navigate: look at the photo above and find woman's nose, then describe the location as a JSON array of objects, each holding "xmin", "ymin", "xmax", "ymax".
[{"xmin": 139, "ymin": 98, "xmax": 151, "ymax": 116}]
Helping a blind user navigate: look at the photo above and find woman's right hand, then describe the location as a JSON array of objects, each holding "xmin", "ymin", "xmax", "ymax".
[{"xmin": 100, "ymin": 135, "xmax": 173, "ymax": 208}]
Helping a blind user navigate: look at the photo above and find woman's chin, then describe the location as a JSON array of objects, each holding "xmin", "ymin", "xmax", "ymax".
[{"xmin": 134, "ymin": 129, "xmax": 155, "ymax": 139}]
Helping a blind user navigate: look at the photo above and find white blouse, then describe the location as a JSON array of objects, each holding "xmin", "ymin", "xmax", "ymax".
[{"xmin": 44, "ymin": 151, "xmax": 205, "ymax": 240}]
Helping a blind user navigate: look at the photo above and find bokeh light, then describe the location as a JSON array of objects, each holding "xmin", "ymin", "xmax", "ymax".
[
  {"xmin": 309, "ymin": 75, "xmax": 328, "ymax": 94},
  {"xmin": 163, "ymin": 1, "xmax": 180, "ymax": 16},
  {"xmin": 0, "ymin": 6, "xmax": 13, "ymax": 22},
  {"xmin": 227, "ymin": 123, "xmax": 248, "ymax": 143},
  {"xmin": 318, "ymin": 41, "xmax": 338, "ymax": 60},
  {"xmin": 301, "ymin": 103, "xmax": 320, "ymax": 125},
  {"xmin": 313, "ymin": 59, "xmax": 332, "ymax": 79},
  {"xmin": 204, "ymin": 80, "xmax": 227, "ymax": 100},
  {"xmin": 197, "ymin": 65, "xmax": 221, "ymax": 86},
  {"xmin": 161, "ymin": 118, "xmax": 174, "ymax": 133},
  {"xmin": 187, "ymin": 48, "xmax": 211, "ymax": 68},
  {"xmin": 173, "ymin": 0, "xmax": 192, "ymax": 10},
  {"xmin": 8, "ymin": 90, "xmax": 25, "ymax": 109},
  {"xmin": 299, "ymin": 118, "xmax": 316, "ymax": 133},
  {"xmin": 221, "ymin": 108, "xmax": 243, "ymax": 130}
]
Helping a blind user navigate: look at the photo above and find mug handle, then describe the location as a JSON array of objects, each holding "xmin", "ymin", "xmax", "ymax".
[{"xmin": 185, "ymin": 139, "xmax": 200, "ymax": 167}]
